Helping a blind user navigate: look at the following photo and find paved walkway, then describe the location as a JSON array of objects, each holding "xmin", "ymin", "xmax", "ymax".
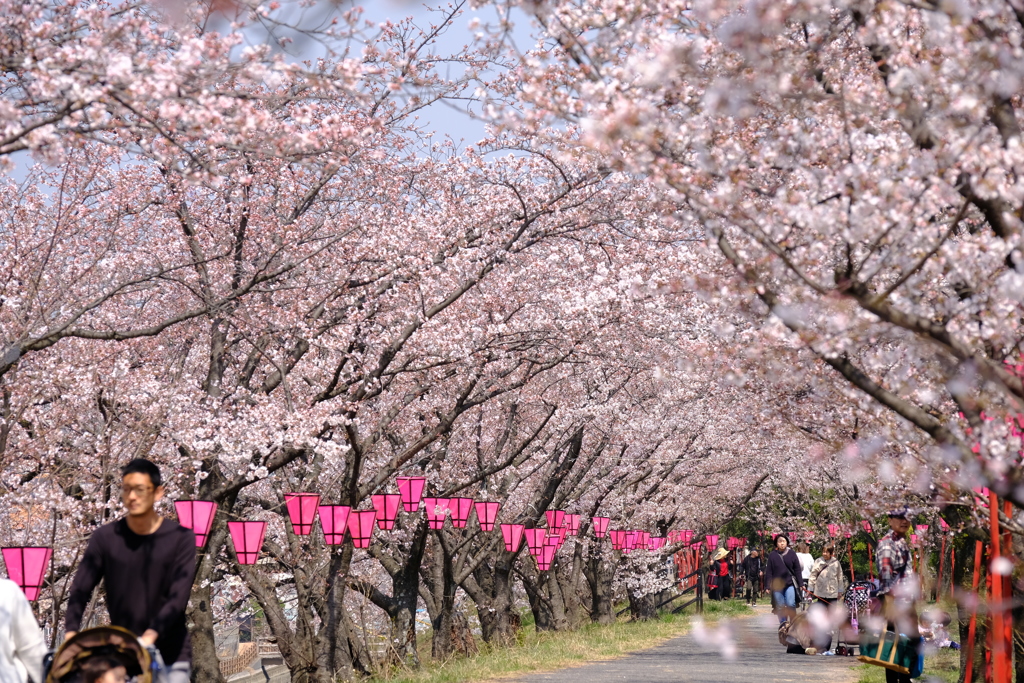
[{"xmin": 510, "ymin": 608, "xmax": 860, "ymax": 683}]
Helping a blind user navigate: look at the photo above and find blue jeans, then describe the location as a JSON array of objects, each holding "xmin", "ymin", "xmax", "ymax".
[{"xmin": 773, "ymin": 585, "xmax": 797, "ymax": 622}]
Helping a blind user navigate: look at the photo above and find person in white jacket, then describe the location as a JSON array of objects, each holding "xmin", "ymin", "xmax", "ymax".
[{"xmin": 0, "ymin": 578, "xmax": 46, "ymax": 683}]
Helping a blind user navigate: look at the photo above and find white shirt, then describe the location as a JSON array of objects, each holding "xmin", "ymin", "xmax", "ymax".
[
  {"xmin": 796, "ymin": 552, "xmax": 814, "ymax": 580},
  {"xmin": 0, "ymin": 579, "xmax": 45, "ymax": 683}
]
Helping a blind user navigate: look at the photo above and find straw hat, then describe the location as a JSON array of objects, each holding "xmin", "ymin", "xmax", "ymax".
[{"xmin": 713, "ymin": 548, "xmax": 729, "ymax": 561}]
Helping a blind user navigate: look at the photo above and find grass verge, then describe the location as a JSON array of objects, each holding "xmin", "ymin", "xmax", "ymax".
[
  {"xmin": 855, "ymin": 649, "xmax": 960, "ymax": 683},
  {"xmin": 375, "ymin": 600, "xmax": 752, "ymax": 683}
]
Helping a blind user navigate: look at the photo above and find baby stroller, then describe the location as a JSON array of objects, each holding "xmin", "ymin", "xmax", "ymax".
[
  {"xmin": 44, "ymin": 627, "xmax": 152, "ymax": 683},
  {"xmin": 836, "ymin": 581, "xmax": 877, "ymax": 656}
]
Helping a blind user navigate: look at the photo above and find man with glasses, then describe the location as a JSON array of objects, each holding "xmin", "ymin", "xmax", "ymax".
[{"xmin": 64, "ymin": 459, "xmax": 196, "ymax": 683}]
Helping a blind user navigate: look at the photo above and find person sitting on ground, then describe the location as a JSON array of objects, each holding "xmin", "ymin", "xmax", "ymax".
[
  {"xmin": 765, "ymin": 534, "xmax": 802, "ymax": 624},
  {"xmin": 740, "ymin": 549, "xmax": 763, "ymax": 606},
  {"xmin": 0, "ymin": 576, "xmax": 46, "ymax": 683}
]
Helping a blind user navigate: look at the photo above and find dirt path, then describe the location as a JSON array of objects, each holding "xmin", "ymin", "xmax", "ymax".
[{"xmin": 506, "ymin": 607, "xmax": 861, "ymax": 683}]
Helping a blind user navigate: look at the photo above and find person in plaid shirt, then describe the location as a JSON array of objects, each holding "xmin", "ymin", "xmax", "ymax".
[
  {"xmin": 876, "ymin": 511, "xmax": 912, "ymax": 594},
  {"xmin": 874, "ymin": 508, "xmax": 920, "ymax": 683}
]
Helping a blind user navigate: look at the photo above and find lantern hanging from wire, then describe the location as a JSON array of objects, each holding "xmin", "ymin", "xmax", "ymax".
[
  {"xmin": 372, "ymin": 494, "xmax": 402, "ymax": 531},
  {"xmin": 175, "ymin": 500, "xmax": 218, "ymax": 548},
  {"xmin": 1, "ymin": 547, "xmax": 52, "ymax": 601},
  {"xmin": 592, "ymin": 516, "xmax": 610, "ymax": 538},
  {"xmin": 396, "ymin": 476, "xmax": 426, "ymax": 512},
  {"xmin": 939, "ymin": 518, "xmax": 950, "ymax": 530},
  {"xmin": 450, "ymin": 498, "xmax": 474, "ymax": 529},
  {"xmin": 537, "ymin": 544, "xmax": 557, "ymax": 571},
  {"xmin": 545, "ymin": 534, "xmax": 560, "ymax": 547},
  {"xmin": 681, "ymin": 529, "xmax": 694, "ymax": 544},
  {"xmin": 545, "ymin": 510, "xmax": 566, "ymax": 529},
  {"xmin": 284, "ymin": 493, "xmax": 320, "ymax": 536},
  {"xmin": 705, "ymin": 534, "xmax": 719, "ymax": 549},
  {"xmin": 423, "ymin": 497, "xmax": 449, "ymax": 530},
  {"xmin": 349, "ymin": 510, "xmax": 377, "ymax": 549},
  {"xmin": 475, "ymin": 501, "xmax": 501, "ymax": 531},
  {"xmin": 228, "ymin": 521, "xmax": 267, "ymax": 565},
  {"xmin": 827, "ymin": 523, "xmax": 839, "ymax": 538},
  {"xmin": 861, "ymin": 520, "xmax": 873, "ymax": 533},
  {"xmin": 525, "ymin": 528, "xmax": 547, "ymax": 557},
  {"xmin": 916, "ymin": 524, "xmax": 929, "ymax": 534},
  {"xmin": 910, "ymin": 533, "xmax": 918, "ymax": 545},
  {"xmin": 318, "ymin": 505, "xmax": 351, "ymax": 545},
  {"xmin": 501, "ymin": 523, "xmax": 525, "ymax": 552},
  {"xmin": 565, "ymin": 514, "xmax": 581, "ymax": 536},
  {"xmin": 609, "ymin": 529, "xmax": 625, "ymax": 550}
]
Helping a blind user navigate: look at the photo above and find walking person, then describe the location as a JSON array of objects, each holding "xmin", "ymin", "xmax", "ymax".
[
  {"xmin": 0, "ymin": 577, "xmax": 46, "ymax": 683},
  {"xmin": 795, "ymin": 542, "xmax": 814, "ymax": 599},
  {"xmin": 809, "ymin": 545, "xmax": 847, "ymax": 652},
  {"xmin": 65, "ymin": 459, "xmax": 197, "ymax": 683},
  {"xmin": 875, "ymin": 508, "xmax": 921, "ymax": 683},
  {"xmin": 765, "ymin": 534, "xmax": 802, "ymax": 624},
  {"xmin": 740, "ymin": 549, "xmax": 763, "ymax": 606}
]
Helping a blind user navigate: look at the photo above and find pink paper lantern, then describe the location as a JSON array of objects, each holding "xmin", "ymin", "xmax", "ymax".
[
  {"xmin": 475, "ymin": 501, "xmax": 501, "ymax": 531},
  {"xmin": 668, "ymin": 531, "xmax": 679, "ymax": 543},
  {"xmin": 284, "ymin": 493, "xmax": 320, "ymax": 536},
  {"xmin": 681, "ymin": 529, "xmax": 694, "ymax": 544},
  {"xmin": 771, "ymin": 532, "xmax": 780, "ymax": 540},
  {"xmin": 1, "ymin": 547, "xmax": 52, "ymax": 601},
  {"xmin": 545, "ymin": 534, "xmax": 560, "ymax": 547},
  {"xmin": 450, "ymin": 498, "xmax": 474, "ymax": 529},
  {"xmin": 372, "ymin": 494, "xmax": 402, "ymax": 531},
  {"xmin": 910, "ymin": 534, "xmax": 918, "ymax": 545},
  {"xmin": 318, "ymin": 505, "xmax": 351, "ymax": 545},
  {"xmin": 228, "ymin": 521, "xmax": 267, "ymax": 565},
  {"xmin": 625, "ymin": 531, "xmax": 639, "ymax": 550},
  {"xmin": 349, "ymin": 510, "xmax": 377, "ymax": 549},
  {"xmin": 525, "ymin": 528, "xmax": 547, "ymax": 557},
  {"xmin": 423, "ymin": 497, "xmax": 449, "ymax": 530},
  {"xmin": 916, "ymin": 524, "xmax": 929, "ymax": 533},
  {"xmin": 537, "ymin": 544, "xmax": 557, "ymax": 571},
  {"xmin": 939, "ymin": 518, "xmax": 950, "ymax": 530},
  {"xmin": 705, "ymin": 534, "xmax": 719, "ymax": 549},
  {"xmin": 592, "ymin": 516, "xmax": 610, "ymax": 538},
  {"xmin": 609, "ymin": 529, "xmax": 625, "ymax": 550},
  {"xmin": 500, "ymin": 523, "xmax": 525, "ymax": 552},
  {"xmin": 565, "ymin": 514, "xmax": 581, "ymax": 536},
  {"xmin": 861, "ymin": 520, "xmax": 873, "ymax": 533},
  {"xmin": 396, "ymin": 476, "xmax": 426, "ymax": 512},
  {"xmin": 175, "ymin": 500, "xmax": 218, "ymax": 548},
  {"xmin": 545, "ymin": 510, "xmax": 566, "ymax": 529},
  {"xmin": 650, "ymin": 537, "xmax": 666, "ymax": 550},
  {"xmin": 827, "ymin": 523, "xmax": 839, "ymax": 537}
]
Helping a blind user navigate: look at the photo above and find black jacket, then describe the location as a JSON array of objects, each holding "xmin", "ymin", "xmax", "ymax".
[
  {"xmin": 764, "ymin": 547, "xmax": 802, "ymax": 592},
  {"xmin": 741, "ymin": 554, "xmax": 762, "ymax": 578}
]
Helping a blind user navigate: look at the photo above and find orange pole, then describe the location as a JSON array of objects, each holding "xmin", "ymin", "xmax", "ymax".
[
  {"xmin": 1001, "ymin": 501, "xmax": 1013, "ymax": 670},
  {"xmin": 988, "ymin": 491, "xmax": 1009, "ymax": 683},
  {"xmin": 964, "ymin": 540, "xmax": 983, "ymax": 683},
  {"xmin": 867, "ymin": 543, "xmax": 874, "ymax": 580},
  {"xmin": 937, "ymin": 535, "xmax": 946, "ymax": 599},
  {"xmin": 848, "ymin": 543, "xmax": 855, "ymax": 583}
]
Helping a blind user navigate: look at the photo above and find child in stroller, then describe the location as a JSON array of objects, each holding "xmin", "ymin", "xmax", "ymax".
[{"xmin": 44, "ymin": 627, "xmax": 152, "ymax": 683}]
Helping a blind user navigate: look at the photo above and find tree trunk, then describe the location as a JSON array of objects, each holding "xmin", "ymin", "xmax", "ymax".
[
  {"xmin": 584, "ymin": 549, "xmax": 615, "ymax": 625},
  {"xmin": 468, "ymin": 561, "xmax": 520, "ymax": 645},
  {"xmin": 628, "ymin": 590, "xmax": 658, "ymax": 621}
]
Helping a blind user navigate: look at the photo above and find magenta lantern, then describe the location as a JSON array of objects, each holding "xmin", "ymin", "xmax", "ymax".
[
  {"xmin": 175, "ymin": 500, "xmax": 218, "ymax": 548},
  {"xmin": 545, "ymin": 510, "xmax": 566, "ymax": 529},
  {"xmin": 284, "ymin": 493, "xmax": 320, "ymax": 536},
  {"xmin": 396, "ymin": 476, "xmax": 426, "ymax": 512},
  {"xmin": 625, "ymin": 531, "xmax": 639, "ymax": 550},
  {"xmin": 639, "ymin": 531, "xmax": 650, "ymax": 548},
  {"xmin": 525, "ymin": 528, "xmax": 547, "ymax": 557},
  {"xmin": 609, "ymin": 529, "xmax": 624, "ymax": 550},
  {"xmin": 691, "ymin": 541, "xmax": 704, "ymax": 552},
  {"xmin": 501, "ymin": 523, "xmax": 525, "ymax": 552},
  {"xmin": 827, "ymin": 523, "xmax": 839, "ymax": 538},
  {"xmin": 651, "ymin": 537, "xmax": 666, "ymax": 550},
  {"xmin": 545, "ymin": 534, "xmax": 560, "ymax": 547},
  {"xmin": 771, "ymin": 532, "xmax": 780, "ymax": 540},
  {"xmin": 475, "ymin": 501, "xmax": 501, "ymax": 531},
  {"xmin": 537, "ymin": 544, "xmax": 557, "ymax": 571},
  {"xmin": 861, "ymin": 520, "xmax": 873, "ymax": 533},
  {"xmin": 372, "ymin": 494, "xmax": 402, "ymax": 531},
  {"xmin": 705, "ymin": 534, "xmax": 719, "ymax": 549},
  {"xmin": 318, "ymin": 505, "xmax": 351, "ymax": 545},
  {"xmin": 423, "ymin": 497, "xmax": 449, "ymax": 530},
  {"xmin": 681, "ymin": 530, "xmax": 694, "ymax": 544},
  {"xmin": 939, "ymin": 518, "xmax": 950, "ymax": 530},
  {"xmin": 450, "ymin": 498, "xmax": 474, "ymax": 529},
  {"xmin": 228, "ymin": 521, "xmax": 267, "ymax": 565},
  {"xmin": 349, "ymin": 510, "xmax": 377, "ymax": 549},
  {"xmin": 592, "ymin": 516, "xmax": 611, "ymax": 538},
  {"xmin": 668, "ymin": 530, "xmax": 679, "ymax": 543},
  {"xmin": 844, "ymin": 530, "xmax": 852, "ymax": 538},
  {"xmin": 916, "ymin": 524, "xmax": 929, "ymax": 533},
  {"xmin": 565, "ymin": 514, "xmax": 581, "ymax": 536},
  {"xmin": 499, "ymin": 528, "xmax": 524, "ymax": 552},
  {"xmin": 1, "ymin": 547, "xmax": 52, "ymax": 601},
  {"xmin": 910, "ymin": 534, "xmax": 918, "ymax": 545}
]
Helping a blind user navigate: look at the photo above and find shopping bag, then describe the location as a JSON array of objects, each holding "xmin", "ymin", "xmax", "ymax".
[{"xmin": 858, "ymin": 630, "xmax": 923, "ymax": 678}]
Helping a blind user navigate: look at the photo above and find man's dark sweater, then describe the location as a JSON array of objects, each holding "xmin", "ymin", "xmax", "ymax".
[
  {"xmin": 65, "ymin": 518, "xmax": 196, "ymax": 663},
  {"xmin": 764, "ymin": 547, "xmax": 802, "ymax": 593}
]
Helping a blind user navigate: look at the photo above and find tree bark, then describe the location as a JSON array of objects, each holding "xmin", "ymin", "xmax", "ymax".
[{"xmin": 628, "ymin": 590, "xmax": 658, "ymax": 621}]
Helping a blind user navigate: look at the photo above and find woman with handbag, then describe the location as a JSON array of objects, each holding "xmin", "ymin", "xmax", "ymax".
[{"xmin": 764, "ymin": 534, "xmax": 802, "ymax": 624}]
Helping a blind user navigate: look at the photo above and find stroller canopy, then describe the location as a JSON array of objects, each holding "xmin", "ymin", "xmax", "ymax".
[{"xmin": 46, "ymin": 626, "xmax": 151, "ymax": 683}]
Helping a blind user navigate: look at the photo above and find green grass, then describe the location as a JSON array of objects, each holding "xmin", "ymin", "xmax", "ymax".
[
  {"xmin": 855, "ymin": 648, "xmax": 960, "ymax": 683},
  {"xmin": 373, "ymin": 600, "xmax": 752, "ymax": 683}
]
